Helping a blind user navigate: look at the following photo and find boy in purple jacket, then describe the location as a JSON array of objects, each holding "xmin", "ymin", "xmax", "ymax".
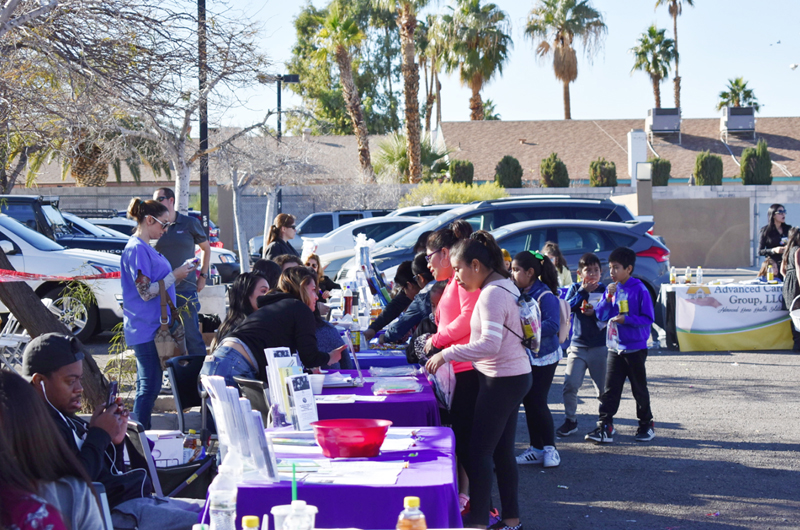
[{"xmin": 585, "ymin": 247, "xmax": 655, "ymax": 443}]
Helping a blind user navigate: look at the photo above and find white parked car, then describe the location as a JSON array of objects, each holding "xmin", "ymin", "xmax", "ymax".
[
  {"xmin": 303, "ymin": 216, "xmax": 423, "ymax": 258},
  {"xmin": 0, "ymin": 214, "xmax": 124, "ymax": 341}
]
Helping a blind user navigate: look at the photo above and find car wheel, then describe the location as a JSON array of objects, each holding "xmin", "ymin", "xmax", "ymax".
[{"xmin": 43, "ymin": 286, "xmax": 99, "ymax": 342}]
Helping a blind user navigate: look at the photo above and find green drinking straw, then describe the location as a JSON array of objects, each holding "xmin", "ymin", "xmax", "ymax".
[{"xmin": 291, "ymin": 463, "xmax": 297, "ymax": 501}]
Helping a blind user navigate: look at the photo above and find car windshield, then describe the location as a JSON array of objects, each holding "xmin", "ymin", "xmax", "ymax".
[
  {"xmin": 64, "ymin": 214, "xmax": 116, "ymax": 238},
  {"xmin": 391, "ymin": 210, "xmax": 463, "ymax": 249},
  {"xmin": 41, "ymin": 205, "xmax": 70, "ymax": 235},
  {"xmin": 374, "ymin": 221, "xmax": 426, "ymax": 249},
  {"xmin": 0, "ymin": 215, "xmax": 65, "ymax": 251}
]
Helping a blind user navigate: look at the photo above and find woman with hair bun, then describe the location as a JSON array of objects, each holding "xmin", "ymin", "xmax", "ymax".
[
  {"xmin": 511, "ymin": 249, "xmax": 562, "ymax": 469},
  {"xmin": 426, "ymin": 231, "xmax": 532, "ymax": 530},
  {"xmin": 122, "ymin": 198, "xmax": 193, "ymax": 430},
  {"xmin": 423, "ymin": 219, "xmax": 479, "ymax": 511},
  {"xmin": 264, "ymin": 213, "xmax": 300, "ymax": 261}
]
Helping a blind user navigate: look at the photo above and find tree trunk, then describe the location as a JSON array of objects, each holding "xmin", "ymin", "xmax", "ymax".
[
  {"xmin": 230, "ymin": 177, "xmax": 250, "ymax": 273},
  {"xmin": 435, "ymin": 70, "xmax": 442, "ymax": 130},
  {"xmin": 424, "ymin": 63, "xmax": 435, "ymax": 134},
  {"xmin": 563, "ymin": 80, "xmax": 572, "ymax": 120},
  {"xmin": 673, "ymin": 13, "xmax": 680, "ymax": 109},
  {"xmin": 653, "ymin": 76, "xmax": 662, "ymax": 109},
  {"xmin": 469, "ymin": 86, "xmax": 484, "ymax": 121},
  {"xmin": 71, "ymin": 142, "xmax": 108, "ymax": 187},
  {"xmin": 335, "ymin": 47, "xmax": 374, "ymax": 182},
  {"xmin": 398, "ymin": 5, "xmax": 422, "ymax": 184},
  {"xmin": 175, "ymin": 143, "xmax": 191, "ymax": 214},
  {"xmin": 0, "ymin": 250, "xmax": 107, "ymax": 408}
]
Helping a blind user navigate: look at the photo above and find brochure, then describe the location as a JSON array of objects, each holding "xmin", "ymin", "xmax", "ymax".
[{"xmin": 287, "ymin": 374, "xmax": 318, "ymax": 431}]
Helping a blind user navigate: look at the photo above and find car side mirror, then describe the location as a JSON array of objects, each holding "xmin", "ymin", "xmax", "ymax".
[{"xmin": 0, "ymin": 240, "xmax": 16, "ymax": 255}]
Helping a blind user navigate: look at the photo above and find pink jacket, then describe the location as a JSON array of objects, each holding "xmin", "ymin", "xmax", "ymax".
[{"xmin": 431, "ymin": 275, "xmax": 480, "ymax": 374}]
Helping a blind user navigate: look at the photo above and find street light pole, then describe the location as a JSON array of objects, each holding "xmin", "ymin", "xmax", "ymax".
[
  {"xmin": 198, "ymin": 0, "xmax": 209, "ymax": 238},
  {"xmin": 275, "ymin": 74, "xmax": 299, "ymax": 142}
]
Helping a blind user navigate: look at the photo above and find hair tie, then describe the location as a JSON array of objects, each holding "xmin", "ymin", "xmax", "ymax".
[{"xmin": 529, "ymin": 249, "xmax": 545, "ymax": 263}]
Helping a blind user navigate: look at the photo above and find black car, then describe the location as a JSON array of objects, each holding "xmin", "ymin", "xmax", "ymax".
[{"xmin": 0, "ymin": 196, "xmax": 128, "ymax": 255}]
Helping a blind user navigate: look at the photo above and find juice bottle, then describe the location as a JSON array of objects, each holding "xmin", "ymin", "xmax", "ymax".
[
  {"xmin": 669, "ymin": 267, "xmax": 676, "ymax": 285},
  {"xmin": 684, "ymin": 267, "xmax": 692, "ymax": 284},
  {"xmin": 396, "ymin": 497, "xmax": 426, "ymax": 530},
  {"xmin": 343, "ymin": 284, "xmax": 353, "ymax": 316},
  {"xmin": 767, "ymin": 264, "xmax": 774, "ymax": 283},
  {"xmin": 617, "ymin": 285, "xmax": 629, "ymax": 316}
]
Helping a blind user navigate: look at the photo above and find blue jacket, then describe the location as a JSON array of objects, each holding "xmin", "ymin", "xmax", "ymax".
[
  {"xmin": 565, "ymin": 281, "xmax": 607, "ymax": 349},
  {"xmin": 526, "ymin": 280, "xmax": 561, "ymax": 356},
  {"xmin": 382, "ymin": 282, "xmax": 433, "ymax": 343},
  {"xmin": 594, "ymin": 277, "xmax": 654, "ymax": 352}
]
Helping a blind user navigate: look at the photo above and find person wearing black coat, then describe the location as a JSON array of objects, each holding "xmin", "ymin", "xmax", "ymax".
[
  {"xmin": 758, "ymin": 204, "xmax": 791, "ymax": 273},
  {"xmin": 264, "ymin": 213, "xmax": 300, "ymax": 261}
]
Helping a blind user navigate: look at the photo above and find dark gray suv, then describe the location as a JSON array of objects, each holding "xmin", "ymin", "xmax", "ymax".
[{"xmin": 336, "ymin": 197, "xmax": 635, "ymax": 282}]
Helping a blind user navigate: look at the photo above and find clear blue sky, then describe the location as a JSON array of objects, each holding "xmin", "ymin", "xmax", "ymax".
[{"xmin": 221, "ymin": 0, "xmax": 800, "ymax": 131}]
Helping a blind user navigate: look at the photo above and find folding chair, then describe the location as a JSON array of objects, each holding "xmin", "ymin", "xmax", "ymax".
[
  {"xmin": 92, "ymin": 482, "xmax": 114, "ymax": 530},
  {"xmin": 233, "ymin": 376, "xmax": 271, "ymax": 427},
  {"xmin": 164, "ymin": 355, "xmax": 210, "ymax": 442},
  {"xmin": 125, "ymin": 420, "xmax": 164, "ymax": 498}
]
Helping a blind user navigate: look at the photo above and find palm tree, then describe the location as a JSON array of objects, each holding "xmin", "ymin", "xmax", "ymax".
[
  {"xmin": 655, "ymin": 0, "xmax": 693, "ymax": 108},
  {"xmin": 443, "ymin": 0, "xmax": 512, "ymax": 121},
  {"xmin": 630, "ymin": 25, "xmax": 676, "ymax": 109},
  {"xmin": 316, "ymin": 5, "xmax": 375, "ymax": 181},
  {"xmin": 417, "ymin": 15, "xmax": 446, "ymax": 133},
  {"xmin": 717, "ymin": 77, "xmax": 760, "ymax": 111},
  {"xmin": 483, "ymin": 99, "xmax": 501, "ymax": 120},
  {"xmin": 524, "ymin": 0, "xmax": 606, "ymax": 120},
  {"xmin": 374, "ymin": 0, "xmax": 430, "ymax": 183},
  {"xmin": 373, "ymin": 131, "xmax": 451, "ymax": 183}
]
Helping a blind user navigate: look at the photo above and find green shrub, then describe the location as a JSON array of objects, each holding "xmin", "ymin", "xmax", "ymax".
[
  {"xmin": 494, "ymin": 155, "xmax": 523, "ymax": 188},
  {"xmin": 648, "ymin": 157, "xmax": 671, "ymax": 186},
  {"xmin": 398, "ymin": 182, "xmax": 508, "ymax": 207},
  {"xmin": 189, "ymin": 194, "xmax": 218, "ymax": 224},
  {"xmin": 740, "ymin": 139, "xmax": 772, "ymax": 185},
  {"xmin": 450, "ymin": 159, "xmax": 474, "ymax": 185},
  {"xmin": 540, "ymin": 152, "xmax": 569, "ymax": 187},
  {"xmin": 694, "ymin": 151, "xmax": 723, "ymax": 186},
  {"xmin": 589, "ymin": 157, "xmax": 617, "ymax": 187}
]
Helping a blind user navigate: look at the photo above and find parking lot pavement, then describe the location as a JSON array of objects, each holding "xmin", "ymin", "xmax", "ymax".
[{"xmin": 514, "ymin": 347, "xmax": 800, "ymax": 529}]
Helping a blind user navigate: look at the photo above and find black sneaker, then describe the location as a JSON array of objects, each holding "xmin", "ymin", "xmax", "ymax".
[
  {"xmin": 635, "ymin": 421, "xmax": 655, "ymax": 442},
  {"xmin": 556, "ymin": 419, "xmax": 578, "ymax": 437},
  {"xmin": 585, "ymin": 424, "xmax": 615, "ymax": 443},
  {"xmin": 488, "ymin": 521, "xmax": 523, "ymax": 530}
]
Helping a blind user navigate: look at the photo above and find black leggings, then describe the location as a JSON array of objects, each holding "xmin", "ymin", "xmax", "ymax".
[
  {"xmin": 448, "ymin": 369, "xmax": 480, "ymax": 472},
  {"xmin": 467, "ymin": 371, "xmax": 532, "ymax": 527},
  {"xmin": 522, "ymin": 361, "xmax": 558, "ymax": 449}
]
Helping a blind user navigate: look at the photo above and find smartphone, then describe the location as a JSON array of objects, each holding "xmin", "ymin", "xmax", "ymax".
[
  {"xmin": 184, "ymin": 257, "xmax": 200, "ymax": 269},
  {"xmin": 106, "ymin": 380, "xmax": 118, "ymax": 409}
]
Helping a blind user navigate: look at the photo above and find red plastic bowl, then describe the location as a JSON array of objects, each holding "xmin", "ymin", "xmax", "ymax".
[{"xmin": 310, "ymin": 419, "xmax": 393, "ymax": 458}]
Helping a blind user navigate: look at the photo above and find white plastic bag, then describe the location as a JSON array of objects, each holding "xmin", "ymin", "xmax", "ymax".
[
  {"xmin": 606, "ymin": 320, "xmax": 619, "ymax": 351},
  {"xmin": 426, "ymin": 362, "xmax": 455, "ymax": 411}
]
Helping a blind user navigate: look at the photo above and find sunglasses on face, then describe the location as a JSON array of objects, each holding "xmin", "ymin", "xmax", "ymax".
[
  {"xmin": 155, "ymin": 196, "xmax": 168, "ymax": 202},
  {"xmin": 776, "ymin": 209, "xmax": 787, "ymax": 214},
  {"xmin": 426, "ymin": 249, "xmax": 442, "ymax": 263},
  {"xmin": 148, "ymin": 215, "xmax": 173, "ymax": 230},
  {"xmin": 285, "ymin": 225, "xmax": 296, "ymax": 230}
]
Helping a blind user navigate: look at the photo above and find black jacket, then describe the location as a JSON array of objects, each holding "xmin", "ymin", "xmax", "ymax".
[
  {"xmin": 230, "ymin": 292, "xmax": 332, "ymax": 378},
  {"xmin": 49, "ymin": 407, "xmax": 152, "ymax": 508},
  {"xmin": 368, "ymin": 291, "xmax": 412, "ymax": 333},
  {"xmin": 758, "ymin": 224, "xmax": 792, "ymax": 267},
  {"xmin": 264, "ymin": 239, "xmax": 299, "ymax": 261}
]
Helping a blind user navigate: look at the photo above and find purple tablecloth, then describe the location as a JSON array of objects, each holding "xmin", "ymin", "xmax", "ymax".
[
  {"xmin": 317, "ymin": 370, "xmax": 441, "ymax": 427},
  {"xmin": 354, "ymin": 348, "xmax": 412, "ymax": 368},
  {"xmin": 233, "ymin": 427, "xmax": 461, "ymax": 530}
]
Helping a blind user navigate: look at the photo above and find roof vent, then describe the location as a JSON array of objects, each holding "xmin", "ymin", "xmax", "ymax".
[
  {"xmin": 645, "ymin": 108, "xmax": 681, "ymax": 144},
  {"xmin": 302, "ymin": 128, "xmax": 312, "ymax": 142},
  {"xmin": 720, "ymin": 107, "xmax": 756, "ymax": 142}
]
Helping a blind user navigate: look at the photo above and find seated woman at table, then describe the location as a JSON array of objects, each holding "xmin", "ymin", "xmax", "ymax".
[
  {"xmin": 201, "ymin": 266, "xmax": 345, "ymax": 386},
  {"xmin": 366, "ymin": 253, "xmax": 436, "ymax": 344},
  {"xmin": 425, "ymin": 231, "xmax": 532, "ymax": 530},
  {"xmin": 211, "ymin": 272, "xmax": 270, "ymax": 349},
  {"xmin": 363, "ymin": 261, "xmax": 417, "ymax": 341},
  {"xmin": 781, "ymin": 227, "xmax": 800, "ymax": 351}
]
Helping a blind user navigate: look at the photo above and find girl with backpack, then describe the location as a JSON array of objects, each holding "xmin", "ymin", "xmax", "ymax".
[
  {"xmin": 426, "ymin": 231, "xmax": 532, "ymax": 530},
  {"xmin": 511, "ymin": 250, "xmax": 562, "ymax": 468}
]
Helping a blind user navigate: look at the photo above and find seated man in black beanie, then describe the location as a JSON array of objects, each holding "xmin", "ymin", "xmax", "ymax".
[{"xmin": 23, "ymin": 333, "xmax": 201, "ymax": 529}]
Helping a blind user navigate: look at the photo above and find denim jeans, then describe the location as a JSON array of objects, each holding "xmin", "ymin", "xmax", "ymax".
[
  {"xmin": 200, "ymin": 344, "xmax": 258, "ymax": 387},
  {"xmin": 176, "ymin": 290, "xmax": 205, "ymax": 357},
  {"xmin": 132, "ymin": 340, "xmax": 160, "ymax": 430}
]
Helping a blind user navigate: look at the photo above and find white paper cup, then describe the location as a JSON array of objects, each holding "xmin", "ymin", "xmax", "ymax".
[
  {"xmin": 270, "ymin": 504, "xmax": 317, "ymax": 530},
  {"xmin": 358, "ymin": 316, "xmax": 369, "ymax": 330},
  {"xmin": 308, "ymin": 374, "xmax": 326, "ymax": 395}
]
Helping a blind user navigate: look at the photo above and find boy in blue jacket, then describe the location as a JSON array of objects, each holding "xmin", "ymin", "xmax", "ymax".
[
  {"xmin": 585, "ymin": 247, "xmax": 655, "ymax": 443},
  {"xmin": 558, "ymin": 252, "xmax": 607, "ymax": 437}
]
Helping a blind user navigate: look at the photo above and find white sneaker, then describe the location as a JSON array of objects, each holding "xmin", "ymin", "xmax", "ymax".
[
  {"xmin": 516, "ymin": 446, "xmax": 544, "ymax": 465},
  {"xmin": 543, "ymin": 445, "xmax": 561, "ymax": 468}
]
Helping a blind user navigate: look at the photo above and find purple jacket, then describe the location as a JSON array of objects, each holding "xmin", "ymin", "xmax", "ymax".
[{"xmin": 595, "ymin": 277, "xmax": 654, "ymax": 352}]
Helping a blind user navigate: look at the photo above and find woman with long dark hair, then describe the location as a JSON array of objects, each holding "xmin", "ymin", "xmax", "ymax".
[
  {"xmin": 0, "ymin": 371, "xmax": 103, "ymax": 530},
  {"xmin": 511, "ymin": 250, "xmax": 563, "ymax": 469},
  {"xmin": 426, "ymin": 232, "xmax": 532, "ymax": 530},
  {"xmin": 201, "ymin": 267, "xmax": 345, "ymax": 385},
  {"xmin": 423, "ymin": 219, "xmax": 479, "ymax": 511},
  {"xmin": 122, "ymin": 198, "xmax": 193, "ymax": 430},
  {"xmin": 543, "ymin": 241, "xmax": 572, "ymax": 287},
  {"xmin": 264, "ymin": 213, "xmax": 300, "ymax": 261},
  {"xmin": 212, "ymin": 272, "xmax": 270, "ymax": 349},
  {"xmin": 759, "ymin": 204, "xmax": 791, "ymax": 274},
  {"xmin": 781, "ymin": 227, "xmax": 800, "ymax": 351}
]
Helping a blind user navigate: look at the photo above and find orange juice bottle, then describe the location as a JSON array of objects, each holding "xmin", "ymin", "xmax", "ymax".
[{"xmin": 396, "ymin": 497, "xmax": 426, "ymax": 530}]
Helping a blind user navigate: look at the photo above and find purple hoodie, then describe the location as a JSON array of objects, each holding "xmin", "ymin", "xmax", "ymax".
[{"xmin": 594, "ymin": 277, "xmax": 654, "ymax": 352}]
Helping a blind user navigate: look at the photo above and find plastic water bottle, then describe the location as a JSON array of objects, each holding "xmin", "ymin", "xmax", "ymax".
[
  {"xmin": 684, "ymin": 266, "xmax": 692, "ymax": 284},
  {"xmin": 669, "ymin": 266, "xmax": 676, "ymax": 285},
  {"xmin": 208, "ymin": 465, "xmax": 237, "ymax": 530},
  {"xmin": 396, "ymin": 496, "xmax": 427, "ymax": 530},
  {"xmin": 282, "ymin": 501, "xmax": 314, "ymax": 530},
  {"xmin": 696, "ymin": 266, "xmax": 703, "ymax": 285}
]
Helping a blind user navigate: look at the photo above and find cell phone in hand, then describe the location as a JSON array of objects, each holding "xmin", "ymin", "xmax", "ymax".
[
  {"xmin": 106, "ymin": 380, "xmax": 118, "ymax": 409},
  {"xmin": 184, "ymin": 257, "xmax": 200, "ymax": 269}
]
